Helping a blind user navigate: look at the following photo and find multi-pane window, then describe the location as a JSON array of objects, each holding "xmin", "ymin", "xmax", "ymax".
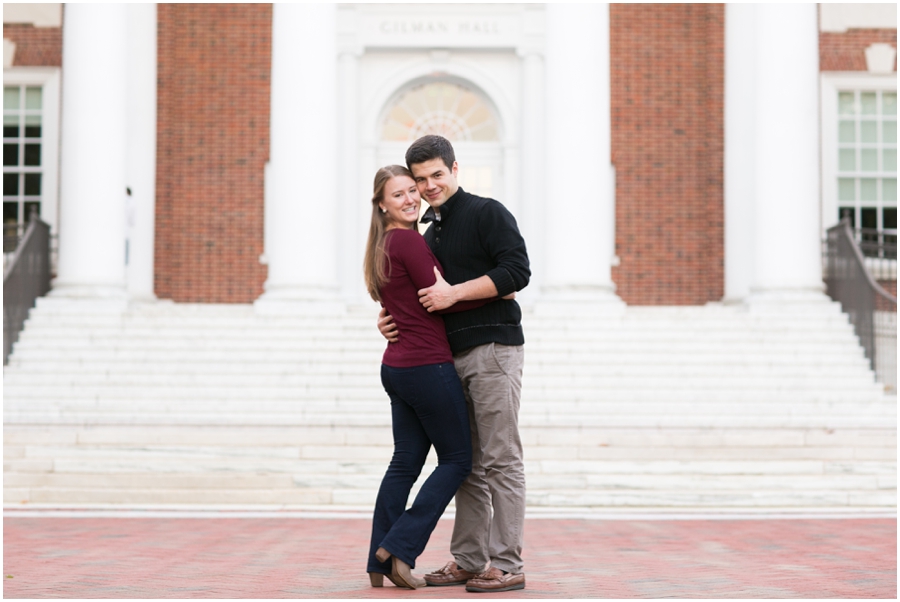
[
  {"xmin": 3, "ymin": 85, "xmax": 44, "ymax": 252},
  {"xmin": 836, "ymin": 90, "xmax": 897, "ymax": 234}
]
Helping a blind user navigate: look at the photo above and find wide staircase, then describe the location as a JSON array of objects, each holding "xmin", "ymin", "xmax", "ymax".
[{"xmin": 3, "ymin": 296, "xmax": 896, "ymax": 511}]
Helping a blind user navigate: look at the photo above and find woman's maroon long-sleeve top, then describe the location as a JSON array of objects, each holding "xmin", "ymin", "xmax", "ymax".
[{"xmin": 380, "ymin": 227, "xmax": 492, "ymax": 368}]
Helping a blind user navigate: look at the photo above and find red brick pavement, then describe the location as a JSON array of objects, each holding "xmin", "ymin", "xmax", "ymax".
[{"xmin": 3, "ymin": 516, "xmax": 896, "ymax": 598}]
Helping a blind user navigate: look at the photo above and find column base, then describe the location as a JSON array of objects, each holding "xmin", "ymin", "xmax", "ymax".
[
  {"xmin": 49, "ymin": 281, "xmax": 127, "ymax": 300},
  {"xmin": 37, "ymin": 294, "xmax": 127, "ymax": 315},
  {"xmin": 124, "ymin": 296, "xmax": 164, "ymax": 315},
  {"xmin": 534, "ymin": 285, "xmax": 625, "ymax": 316},
  {"xmin": 744, "ymin": 286, "xmax": 840, "ymax": 315},
  {"xmin": 720, "ymin": 294, "xmax": 750, "ymax": 306},
  {"xmin": 254, "ymin": 286, "xmax": 345, "ymax": 316},
  {"xmin": 127, "ymin": 293, "xmax": 158, "ymax": 304}
]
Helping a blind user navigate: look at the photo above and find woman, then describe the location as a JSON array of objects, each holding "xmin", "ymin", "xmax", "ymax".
[{"xmin": 363, "ymin": 166, "xmax": 497, "ymax": 589}]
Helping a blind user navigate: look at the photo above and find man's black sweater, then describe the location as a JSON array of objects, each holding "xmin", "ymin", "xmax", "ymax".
[{"xmin": 421, "ymin": 187, "xmax": 531, "ymax": 354}]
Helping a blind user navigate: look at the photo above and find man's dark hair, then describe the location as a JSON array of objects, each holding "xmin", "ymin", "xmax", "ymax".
[{"xmin": 405, "ymin": 135, "xmax": 456, "ymax": 171}]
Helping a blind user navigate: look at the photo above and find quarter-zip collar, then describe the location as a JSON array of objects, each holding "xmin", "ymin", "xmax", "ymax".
[{"xmin": 420, "ymin": 187, "xmax": 466, "ymax": 224}]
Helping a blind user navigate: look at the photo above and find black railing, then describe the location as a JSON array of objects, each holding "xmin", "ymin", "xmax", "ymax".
[
  {"xmin": 857, "ymin": 228, "xmax": 898, "ymax": 262},
  {"xmin": 824, "ymin": 219, "xmax": 897, "ymax": 393},
  {"xmin": 4, "ymin": 221, "xmax": 26, "ymax": 254},
  {"xmin": 3, "ymin": 215, "xmax": 51, "ymax": 365}
]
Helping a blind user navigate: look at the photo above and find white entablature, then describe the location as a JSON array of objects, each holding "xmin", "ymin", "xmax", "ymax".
[{"xmin": 342, "ymin": 3, "xmax": 543, "ymax": 53}]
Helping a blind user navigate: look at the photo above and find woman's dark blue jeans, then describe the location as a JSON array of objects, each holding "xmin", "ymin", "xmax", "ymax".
[{"xmin": 367, "ymin": 362, "xmax": 472, "ymax": 573}]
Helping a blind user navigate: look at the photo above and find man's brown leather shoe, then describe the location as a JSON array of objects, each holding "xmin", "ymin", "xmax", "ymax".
[
  {"xmin": 423, "ymin": 561, "xmax": 478, "ymax": 586},
  {"xmin": 465, "ymin": 567, "xmax": 526, "ymax": 593}
]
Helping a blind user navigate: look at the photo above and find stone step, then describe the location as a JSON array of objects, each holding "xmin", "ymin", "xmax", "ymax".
[
  {"xmin": 3, "ymin": 410, "xmax": 893, "ymax": 429},
  {"xmin": 6, "ymin": 349, "xmax": 870, "ymax": 366},
  {"xmin": 25, "ymin": 303, "xmax": 849, "ymax": 325},
  {"xmin": 4, "ymin": 386, "xmax": 887, "ymax": 403},
  {"xmin": 520, "ymin": 489, "xmax": 897, "ymax": 508},
  {"xmin": 9, "ymin": 339, "xmax": 873, "ymax": 359},
  {"xmin": 14, "ymin": 310, "xmax": 857, "ymax": 331},
  {"xmin": 8, "ymin": 336, "xmax": 858, "ymax": 352},
  {"xmin": 6, "ymin": 299, "xmax": 891, "ymax": 510},
  {"xmin": 15, "ymin": 327, "xmax": 862, "ymax": 344},
  {"xmin": 6, "ymin": 425, "xmax": 893, "ymax": 449},
  {"xmin": 20, "ymin": 328, "xmax": 857, "ymax": 342},
  {"xmin": 3, "ymin": 486, "xmax": 336, "ymax": 505},
  {"xmin": 10, "ymin": 473, "xmax": 892, "ymax": 510},
  {"xmin": 6, "ymin": 445, "xmax": 895, "ymax": 475},
  {"xmin": 4, "ymin": 369, "xmax": 876, "ymax": 386},
  {"xmin": 7, "ymin": 353, "xmax": 869, "ymax": 372},
  {"xmin": 2, "ymin": 368, "xmax": 880, "ymax": 387},
  {"xmin": 5, "ymin": 441, "xmax": 894, "ymax": 462},
  {"xmin": 4, "ymin": 398, "xmax": 894, "ymax": 417},
  {"xmin": 17, "ymin": 317, "xmax": 857, "ymax": 334},
  {"xmin": 3, "ymin": 471, "xmax": 894, "ymax": 493},
  {"xmin": 5, "ymin": 486, "xmax": 895, "ymax": 507},
  {"xmin": 24, "ymin": 301, "xmax": 843, "ymax": 317}
]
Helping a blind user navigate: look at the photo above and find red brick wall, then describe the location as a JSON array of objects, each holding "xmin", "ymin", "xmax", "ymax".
[
  {"xmin": 610, "ymin": 4, "xmax": 725, "ymax": 305},
  {"xmin": 820, "ymin": 29, "xmax": 897, "ymax": 71},
  {"xmin": 155, "ymin": 4, "xmax": 271, "ymax": 303},
  {"xmin": 3, "ymin": 24, "xmax": 62, "ymax": 67},
  {"xmin": 876, "ymin": 280, "xmax": 897, "ymax": 312}
]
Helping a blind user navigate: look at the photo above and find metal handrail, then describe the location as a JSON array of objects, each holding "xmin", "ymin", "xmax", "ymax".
[
  {"xmin": 4, "ymin": 222, "xmax": 27, "ymax": 254},
  {"xmin": 855, "ymin": 227, "xmax": 898, "ymax": 267},
  {"xmin": 3, "ymin": 214, "xmax": 51, "ymax": 365},
  {"xmin": 840, "ymin": 223, "xmax": 897, "ymax": 303},
  {"xmin": 824, "ymin": 218, "xmax": 897, "ymax": 393}
]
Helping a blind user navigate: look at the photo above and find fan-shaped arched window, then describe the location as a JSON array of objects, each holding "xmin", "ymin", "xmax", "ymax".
[{"xmin": 381, "ymin": 82, "xmax": 499, "ymax": 143}]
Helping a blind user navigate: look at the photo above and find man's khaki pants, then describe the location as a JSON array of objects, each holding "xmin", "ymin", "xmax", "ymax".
[{"xmin": 451, "ymin": 342, "xmax": 525, "ymax": 575}]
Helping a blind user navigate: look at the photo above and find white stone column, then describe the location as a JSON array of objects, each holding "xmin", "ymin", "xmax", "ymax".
[
  {"xmin": 358, "ymin": 142, "xmax": 379, "ymax": 307},
  {"xmin": 723, "ymin": 4, "xmax": 756, "ymax": 303},
  {"xmin": 517, "ymin": 49, "xmax": 545, "ymax": 306},
  {"xmin": 541, "ymin": 3, "xmax": 622, "ymax": 309},
  {"xmin": 256, "ymin": 4, "xmax": 341, "ymax": 314},
  {"xmin": 125, "ymin": 3, "xmax": 157, "ymax": 301},
  {"xmin": 748, "ymin": 4, "xmax": 827, "ymax": 306},
  {"xmin": 53, "ymin": 4, "xmax": 128, "ymax": 300},
  {"xmin": 337, "ymin": 47, "xmax": 361, "ymax": 303}
]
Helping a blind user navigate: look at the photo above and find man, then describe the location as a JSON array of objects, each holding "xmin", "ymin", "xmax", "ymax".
[{"xmin": 377, "ymin": 135, "xmax": 530, "ymax": 593}]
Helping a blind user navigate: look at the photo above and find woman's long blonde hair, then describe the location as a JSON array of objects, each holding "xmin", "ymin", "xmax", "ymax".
[{"xmin": 364, "ymin": 165, "xmax": 416, "ymax": 302}]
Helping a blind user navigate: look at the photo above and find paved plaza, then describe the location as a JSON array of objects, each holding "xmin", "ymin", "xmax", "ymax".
[{"xmin": 2, "ymin": 512, "xmax": 896, "ymax": 598}]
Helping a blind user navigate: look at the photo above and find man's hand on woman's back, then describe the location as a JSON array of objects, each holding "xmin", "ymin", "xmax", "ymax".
[{"xmin": 377, "ymin": 307, "xmax": 399, "ymax": 343}]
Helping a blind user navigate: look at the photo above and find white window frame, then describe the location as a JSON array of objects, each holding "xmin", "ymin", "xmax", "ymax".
[
  {"xmin": 3, "ymin": 67, "xmax": 61, "ymax": 237},
  {"xmin": 821, "ymin": 72, "xmax": 897, "ymax": 279},
  {"xmin": 820, "ymin": 72, "xmax": 896, "ymax": 234},
  {"xmin": 376, "ymin": 79, "xmax": 507, "ymax": 219}
]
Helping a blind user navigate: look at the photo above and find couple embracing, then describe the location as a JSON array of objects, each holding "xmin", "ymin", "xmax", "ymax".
[{"xmin": 363, "ymin": 135, "xmax": 530, "ymax": 593}]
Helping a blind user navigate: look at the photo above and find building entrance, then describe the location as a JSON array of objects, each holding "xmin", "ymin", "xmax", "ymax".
[{"xmin": 376, "ymin": 81, "xmax": 503, "ymax": 203}]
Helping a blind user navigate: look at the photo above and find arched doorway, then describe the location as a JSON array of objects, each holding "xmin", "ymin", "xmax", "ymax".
[{"xmin": 377, "ymin": 80, "xmax": 503, "ymax": 203}]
